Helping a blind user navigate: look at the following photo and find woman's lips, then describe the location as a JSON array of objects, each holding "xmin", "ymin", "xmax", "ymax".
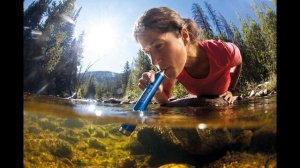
[{"xmin": 160, "ymin": 66, "xmax": 168, "ymax": 71}]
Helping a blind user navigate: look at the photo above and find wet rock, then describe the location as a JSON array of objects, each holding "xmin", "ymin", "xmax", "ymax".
[
  {"xmin": 120, "ymin": 100, "xmax": 131, "ymax": 104},
  {"xmin": 164, "ymin": 97, "xmax": 229, "ymax": 107},
  {"xmin": 102, "ymin": 98, "xmax": 122, "ymax": 104}
]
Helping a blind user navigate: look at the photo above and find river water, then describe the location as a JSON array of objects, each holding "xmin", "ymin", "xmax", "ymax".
[{"xmin": 24, "ymin": 93, "xmax": 276, "ymax": 167}]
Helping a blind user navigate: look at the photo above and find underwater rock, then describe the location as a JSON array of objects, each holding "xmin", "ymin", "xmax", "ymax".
[
  {"xmin": 118, "ymin": 157, "xmax": 137, "ymax": 168},
  {"xmin": 136, "ymin": 126, "xmax": 276, "ymax": 156},
  {"xmin": 158, "ymin": 163, "xmax": 195, "ymax": 168},
  {"xmin": 137, "ymin": 127, "xmax": 235, "ymax": 156},
  {"xmin": 234, "ymin": 130, "xmax": 253, "ymax": 150},
  {"xmin": 205, "ymin": 151, "xmax": 276, "ymax": 168},
  {"xmin": 170, "ymin": 127, "xmax": 234, "ymax": 155},
  {"xmin": 250, "ymin": 125, "xmax": 276, "ymax": 153}
]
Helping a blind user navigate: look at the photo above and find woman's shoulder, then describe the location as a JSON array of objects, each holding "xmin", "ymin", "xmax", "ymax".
[
  {"xmin": 199, "ymin": 40, "xmax": 229, "ymax": 53},
  {"xmin": 199, "ymin": 39, "xmax": 228, "ymax": 46},
  {"xmin": 199, "ymin": 40, "xmax": 235, "ymax": 66}
]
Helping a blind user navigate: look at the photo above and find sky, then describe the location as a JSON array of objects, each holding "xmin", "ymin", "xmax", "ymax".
[{"xmin": 24, "ymin": 0, "xmax": 275, "ymax": 73}]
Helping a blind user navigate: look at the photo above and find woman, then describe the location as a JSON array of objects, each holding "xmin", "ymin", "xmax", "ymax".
[{"xmin": 134, "ymin": 7, "xmax": 242, "ymax": 105}]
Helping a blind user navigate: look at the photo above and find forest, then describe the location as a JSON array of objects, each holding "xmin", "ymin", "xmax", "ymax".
[{"xmin": 24, "ymin": 0, "xmax": 276, "ymax": 100}]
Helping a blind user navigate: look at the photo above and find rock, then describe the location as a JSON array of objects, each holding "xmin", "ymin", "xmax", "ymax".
[
  {"xmin": 118, "ymin": 157, "xmax": 137, "ymax": 168},
  {"xmin": 164, "ymin": 97, "xmax": 229, "ymax": 107},
  {"xmin": 102, "ymin": 98, "xmax": 121, "ymax": 104},
  {"xmin": 158, "ymin": 163, "xmax": 195, "ymax": 168},
  {"xmin": 137, "ymin": 127, "xmax": 234, "ymax": 155}
]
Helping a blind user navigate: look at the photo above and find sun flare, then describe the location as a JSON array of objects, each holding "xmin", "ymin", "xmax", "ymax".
[{"xmin": 84, "ymin": 22, "xmax": 118, "ymax": 62}]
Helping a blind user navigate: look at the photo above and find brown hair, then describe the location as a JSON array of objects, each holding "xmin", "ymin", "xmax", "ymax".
[{"xmin": 133, "ymin": 7, "xmax": 201, "ymax": 42}]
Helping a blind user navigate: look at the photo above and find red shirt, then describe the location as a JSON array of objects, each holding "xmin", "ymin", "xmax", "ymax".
[{"xmin": 177, "ymin": 40, "xmax": 241, "ymax": 96}]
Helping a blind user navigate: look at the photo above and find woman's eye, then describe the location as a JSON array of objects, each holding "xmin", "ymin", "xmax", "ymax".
[{"xmin": 154, "ymin": 43, "xmax": 164, "ymax": 50}]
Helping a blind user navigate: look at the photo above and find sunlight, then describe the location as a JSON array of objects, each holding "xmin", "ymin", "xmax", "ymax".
[{"xmin": 84, "ymin": 22, "xmax": 118, "ymax": 63}]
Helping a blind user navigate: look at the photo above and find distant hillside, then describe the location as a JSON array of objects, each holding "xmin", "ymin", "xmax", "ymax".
[{"xmin": 82, "ymin": 71, "xmax": 122, "ymax": 84}]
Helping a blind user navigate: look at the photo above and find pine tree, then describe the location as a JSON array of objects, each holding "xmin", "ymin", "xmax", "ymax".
[
  {"xmin": 38, "ymin": 0, "xmax": 81, "ymax": 96},
  {"xmin": 86, "ymin": 75, "xmax": 96, "ymax": 99},
  {"xmin": 191, "ymin": 3, "xmax": 214, "ymax": 39},
  {"xmin": 24, "ymin": 0, "xmax": 52, "ymax": 29},
  {"xmin": 219, "ymin": 13, "xmax": 234, "ymax": 42},
  {"xmin": 51, "ymin": 1, "xmax": 84, "ymax": 96},
  {"xmin": 204, "ymin": 1, "xmax": 224, "ymax": 36},
  {"xmin": 122, "ymin": 61, "xmax": 131, "ymax": 94},
  {"xmin": 24, "ymin": 0, "xmax": 84, "ymax": 96},
  {"xmin": 125, "ymin": 50, "xmax": 151, "ymax": 99},
  {"xmin": 24, "ymin": 0, "xmax": 52, "ymax": 92},
  {"xmin": 253, "ymin": 2, "xmax": 276, "ymax": 74},
  {"xmin": 242, "ymin": 16, "xmax": 268, "ymax": 82},
  {"xmin": 41, "ymin": 0, "xmax": 76, "ymax": 73}
]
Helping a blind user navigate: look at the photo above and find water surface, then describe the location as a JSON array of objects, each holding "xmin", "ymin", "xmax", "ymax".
[{"xmin": 24, "ymin": 94, "xmax": 276, "ymax": 167}]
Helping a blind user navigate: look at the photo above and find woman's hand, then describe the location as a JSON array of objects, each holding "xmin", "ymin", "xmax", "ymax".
[
  {"xmin": 219, "ymin": 91, "xmax": 234, "ymax": 104},
  {"xmin": 138, "ymin": 70, "xmax": 155, "ymax": 90},
  {"xmin": 137, "ymin": 70, "xmax": 163, "ymax": 93}
]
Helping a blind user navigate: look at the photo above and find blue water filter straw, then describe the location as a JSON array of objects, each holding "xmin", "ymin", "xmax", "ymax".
[{"xmin": 119, "ymin": 71, "xmax": 165, "ymax": 136}]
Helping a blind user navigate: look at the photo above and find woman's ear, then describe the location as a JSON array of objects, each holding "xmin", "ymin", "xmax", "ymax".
[{"xmin": 181, "ymin": 27, "xmax": 190, "ymax": 45}]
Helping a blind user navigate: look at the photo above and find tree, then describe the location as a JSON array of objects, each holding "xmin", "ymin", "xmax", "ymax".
[
  {"xmin": 122, "ymin": 61, "xmax": 131, "ymax": 94},
  {"xmin": 252, "ymin": 2, "xmax": 276, "ymax": 74},
  {"xmin": 51, "ymin": 4, "xmax": 83, "ymax": 97},
  {"xmin": 219, "ymin": 13, "xmax": 234, "ymax": 42},
  {"xmin": 125, "ymin": 50, "xmax": 152, "ymax": 99},
  {"xmin": 241, "ymin": 16, "xmax": 268, "ymax": 82},
  {"xmin": 24, "ymin": 0, "xmax": 84, "ymax": 97},
  {"xmin": 24, "ymin": 0, "xmax": 52, "ymax": 29},
  {"xmin": 23, "ymin": 0, "xmax": 52, "ymax": 92},
  {"xmin": 191, "ymin": 3, "xmax": 214, "ymax": 39},
  {"xmin": 86, "ymin": 75, "xmax": 96, "ymax": 99},
  {"xmin": 204, "ymin": 1, "xmax": 224, "ymax": 35}
]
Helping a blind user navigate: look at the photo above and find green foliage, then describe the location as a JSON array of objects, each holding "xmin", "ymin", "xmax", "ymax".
[
  {"xmin": 266, "ymin": 72, "xmax": 277, "ymax": 91},
  {"xmin": 122, "ymin": 61, "xmax": 131, "ymax": 94},
  {"xmin": 172, "ymin": 81, "xmax": 188, "ymax": 98},
  {"xmin": 24, "ymin": 0, "xmax": 52, "ymax": 29},
  {"xmin": 24, "ymin": 0, "xmax": 84, "ymax": 97},
  {"xmin": 124, "ymin": 50, "xmax": 152, "ymax": 99},
  {"xmin": 240, "ymin": 3, "xmax": 276, "ymax": 90},
  {"xmin": 191, "ymin": 2, "xmax": 276, "ymax": 94}
]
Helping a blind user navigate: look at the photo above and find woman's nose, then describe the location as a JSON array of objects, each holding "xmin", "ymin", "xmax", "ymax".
[{"xmin": 150, "ymin": 55, "xmax": 161, "ymax": 65}]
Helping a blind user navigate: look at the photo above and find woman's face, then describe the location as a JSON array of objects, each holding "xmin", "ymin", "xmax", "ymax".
[{"xmin": 137, "ymin": 29, "xmax": 187, "ymax": 79}]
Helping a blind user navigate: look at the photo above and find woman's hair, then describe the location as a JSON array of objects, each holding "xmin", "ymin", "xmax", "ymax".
[{"xmin": 133, "ymin": 7, "xmax": 201, "ymax": 42}]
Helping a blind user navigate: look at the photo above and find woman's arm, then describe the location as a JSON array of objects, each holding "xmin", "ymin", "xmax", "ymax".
[
  {"xmin": 229, "ymin": 62, "xmax": 242, "ymax": 93},
  {"xmin": 220, "ymin": 62, "xmax": 242, "ymax": 104},
  {"xmin": 154, "ymin": 77, "xmax": 176, "ymax": 104}
]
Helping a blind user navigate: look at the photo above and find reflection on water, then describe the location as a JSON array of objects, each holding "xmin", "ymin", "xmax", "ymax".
[{"xmin": 24, "ymin": 93, "xmax": 276, "ymax": 167}]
